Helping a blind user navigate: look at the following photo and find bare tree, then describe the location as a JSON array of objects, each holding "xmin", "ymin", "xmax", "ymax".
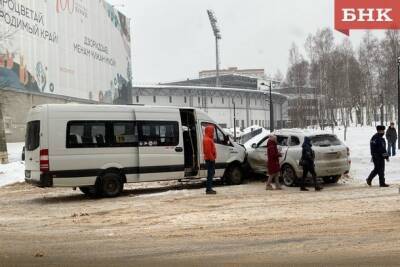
[{"xmin": 0, "ymin": 28, "xmax": 13, "ymax": 164}]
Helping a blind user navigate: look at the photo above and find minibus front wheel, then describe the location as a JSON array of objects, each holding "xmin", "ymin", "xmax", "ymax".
[{"xmin": 225, "ymin": 164, "xmax": 243, "ymax": 185}]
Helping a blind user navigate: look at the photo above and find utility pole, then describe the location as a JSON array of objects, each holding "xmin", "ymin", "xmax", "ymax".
[
  {"xmin": 207, "ymin": 10, "xmax": 222, "ymax": 88},
  {"xmin": 233, "ymin": 100, "xmax": 236, "ymax": 141},
  {"xmin": 397, "ymin": 57, "xmax": 400, "ymax": 149},
  {"xmin": 269, "ymin": 80, "xmax": 274, "ymax": 132}
]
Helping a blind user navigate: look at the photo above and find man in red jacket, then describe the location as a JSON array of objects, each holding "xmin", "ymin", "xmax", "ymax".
[
  {"xmin": 266, "ymin": 135, "xmax": 282, "ymax": 190},
  {"xmin": 203, "ymin": 125, "xmax": 217, "ymax": 194}
]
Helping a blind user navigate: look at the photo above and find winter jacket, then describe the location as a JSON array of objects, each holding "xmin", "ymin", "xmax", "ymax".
[
  {"xmin": 386, "ymin": 127, "xmax": 397, "ymax": 144},
  {"xmin": 370, "ymin": 133, "xmax": 387, "ymax": 160},
  {"xmin": 203, "ymin": 125, "xmax": 217, "ymax": 161},
  {"xmin": 301, "ymin": 137, "xmax": 315, "ymax": 168},
  {"xmin": 267, "ymin": 138, "xmax": 281, "ymax": 174}
]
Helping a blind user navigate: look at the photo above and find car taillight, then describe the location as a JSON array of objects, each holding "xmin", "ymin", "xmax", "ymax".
[
  {"xmin": 346, "ymin": 147, "xmax": 350, "ymax": 156},
  {"xmin": 40, "ymin": 149, "xmax": 49, "ymax": 172}
]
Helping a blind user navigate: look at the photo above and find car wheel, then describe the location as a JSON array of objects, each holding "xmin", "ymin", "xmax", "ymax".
[
  {"xmin": 100, "ymin": 173, "xmax": 124, "ymax": 198},
  {"xmin": 282, "ymin": 165, "xmax": 297, "ymax": 187},
  {"xmin": 323, "ymin": 175, "xmax": 341, "ymax": 184},
  {"xmin": 79, "ymin": 186, "xmax": 100, "ymax": 198},
  {"xmin": 225, "ymin": 165, "xmax": 243, "ymax": 185}
]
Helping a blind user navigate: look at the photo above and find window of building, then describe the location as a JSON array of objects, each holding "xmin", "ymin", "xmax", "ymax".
[
  {"xmin": 138, "ymin": 121, "xmax": 179, "ymax": 147},
  {"xmin": 136, "ymin": 96, "xmax": 140, "ymax": 103},
  {"xmin": 251, "ymin": 120, "xmax": 253, "ymax": 125},
  {"xmin": 169, "ymin": 96, "xmax": 172, "ymax": 103},
  {"xmin": 153, "ymin": 96, "xmax": 156, "ymax": 103},
  {"xmin": 67, "ymin": 121, "xmax": 107, "ymax": 148},
  {"xmin": 241, "ymin": 98, "xmax": 243, "ymax": 105},
  {"xmin": 222, "ymin": 97, "xmax": 224, "ymax": 104},
  {"xmin": 184, "ymin": 96, "xmax": 187, "ymax": 103},
  {"xmin": 198, "ymin": 97, "xmax": 201, "ymax": 104},
  {"xmin": 210, "ymin": 97, "xmax": 213, "ymax": 104}
]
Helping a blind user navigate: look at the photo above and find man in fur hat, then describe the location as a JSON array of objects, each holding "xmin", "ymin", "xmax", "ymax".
[{"xmin": 366, "ymin": 126, "xmax": 390, "ymax": 187}]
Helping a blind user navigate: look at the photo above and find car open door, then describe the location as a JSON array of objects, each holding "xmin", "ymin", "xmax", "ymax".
[{"xmin": 135, "ymin": 107, "xmax": 185, "ymax": 182}]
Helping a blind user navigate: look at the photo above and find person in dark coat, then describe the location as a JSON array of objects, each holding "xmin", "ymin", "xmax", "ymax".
[
  {"xmin": 385, "ymin": 122, "xmax": 397, "ymax": 157},
  {"xmin": 367, "ymin": 126, "xmax": 390, "ymax": 187},
  {"xmin": 266, "ymin": 135, "xmax": 282, "ymax": 190},
  {"xmin": 299, "ymin": 137, "xmax": 322, "ymax": 191}
]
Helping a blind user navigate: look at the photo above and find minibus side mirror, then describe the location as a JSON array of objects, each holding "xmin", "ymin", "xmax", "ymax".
[{"xmin": 251, "ymin": 143, "xmax": 257, "ymax": 149}]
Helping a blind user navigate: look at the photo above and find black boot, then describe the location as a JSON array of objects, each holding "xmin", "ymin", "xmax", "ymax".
[
  {"xmin": 300, "ymin": 187, "xmax": 309, "ymax": 191},
  {"xmin": 206, "ymin": 189, "xmax": 217, "ymax": 195},
  {"xmin": 315, "ymin": 186, "xmax": 323, "ymax": 191},
  {"xmin": 366, "ymin": 178, "xmax": 372, "ymax": 186}
]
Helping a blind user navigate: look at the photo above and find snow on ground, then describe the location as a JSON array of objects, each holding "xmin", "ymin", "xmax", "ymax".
[
  {"xmin": 0, "ymin": 126, "xmax": 399, "ymax": 187},
  {"xmin": 0, "ymin": 143, "xmax": 25, "ymax": 187},
  {"xmin": 334, "ymin": 126, "xmax": 400, "ymax": 184}
]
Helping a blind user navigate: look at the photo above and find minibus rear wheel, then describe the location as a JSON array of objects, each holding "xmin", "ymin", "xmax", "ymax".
[
  {"xmin": 79, "ymin": 186, "xmax": 100, "ymax": 198},
  {"xmin": 99, "ymin": 173, "xmax": 124, "ymax": 198}
]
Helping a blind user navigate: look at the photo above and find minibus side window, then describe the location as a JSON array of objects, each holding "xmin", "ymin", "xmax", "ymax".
[
  {"xmin": 67, "ymin": 121, "xmax": 107, "ymax": 148},
  {"xmin": 138, "ymin": 121, "xmax": 179, "ymax": 147},
  {"xmin": 26, "ymin": 121, "xmax": 40, "ymax": 151},
  {"xmin": 112, "ymin": 122, "xmax": 138, "ymax": 147}
]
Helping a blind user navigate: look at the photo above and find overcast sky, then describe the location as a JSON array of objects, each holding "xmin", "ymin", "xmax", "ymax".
[{"xmin": 107, "ymin": 0, "xmax": 385, "ymax": 84}]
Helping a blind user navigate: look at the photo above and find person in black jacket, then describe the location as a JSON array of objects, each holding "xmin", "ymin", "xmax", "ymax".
[
  {"xmin": 366, "ymin": 126, "xmax": 390, "ymax": 187},
  {"xmin": 299, "ymin": 137, "xmax": 323, "ymax": 192},
  {"xmin": 385, "ymin": 122, "xmax": 397, "ymax": 157}
]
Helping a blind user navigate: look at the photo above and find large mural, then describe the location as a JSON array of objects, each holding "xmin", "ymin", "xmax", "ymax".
[{"xmin": 0, "ymin": 0, "xmax": 132, "ymax": 103}]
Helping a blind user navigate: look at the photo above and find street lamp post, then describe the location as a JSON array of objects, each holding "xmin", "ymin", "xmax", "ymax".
[
  {"xmin": 261, "ymin": 80, "xmax": 278, "ymax": 132},
  {"xmin": 207, "ymin": 10, "xmax": 222, "ymax": 88},
  {"xmin": 397, "ymin": 57, "xmax": 400, "ymax": 149}
]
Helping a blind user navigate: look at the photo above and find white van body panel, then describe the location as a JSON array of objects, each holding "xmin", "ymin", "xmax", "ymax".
[{"xmin": 24, "ymin": 104, "xmax": 246, "ymax": 189}]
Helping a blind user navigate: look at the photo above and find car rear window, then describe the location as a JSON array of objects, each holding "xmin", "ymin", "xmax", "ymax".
[
  {"xmin": 26, "ymin": 121, "xmax": 40, "ymax": 151},
  {"xmin": 310, "ymin": 135, "xmax": 342, "ymax": 147}
]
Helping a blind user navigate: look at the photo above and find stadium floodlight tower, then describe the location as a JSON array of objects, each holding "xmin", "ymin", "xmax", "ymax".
[{"xmin": 207, "ymin": 9, "xmax": 222, "ymax": 88}]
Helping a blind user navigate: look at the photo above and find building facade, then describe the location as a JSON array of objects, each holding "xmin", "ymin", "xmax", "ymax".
[
  {"xmin": 273, "ymin": 87, "xmax": 321, "ymax": 127},
  {"xmin": 132, "ymin": 85, "xmax": 288, "ymax": 130}
]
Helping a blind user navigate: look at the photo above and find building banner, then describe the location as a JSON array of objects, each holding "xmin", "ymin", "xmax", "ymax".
[{"xmin": 0, "ymin": 0, "xmax": 132, "ymax": 103}]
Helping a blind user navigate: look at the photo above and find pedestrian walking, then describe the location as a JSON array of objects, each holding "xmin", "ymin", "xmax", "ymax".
[
  {"xmin": 299, "ymin": 137, "xmax": 322, "ymax": 192},
  {"xmin": 385, "ymin": 122, "xmax": 397, "ymax": 157},
  {"xmin": 265, "ymin": 135, "xmax": 282, "ymax": 190},
  {"xmin": 203, "ymin": 125, "xmax": 217, "ymax": 195},
  {"xmin": 367, "ymin": 126, "xmax": 390, "ymax": 187}
]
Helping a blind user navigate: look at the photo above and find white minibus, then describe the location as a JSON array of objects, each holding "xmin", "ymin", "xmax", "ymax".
[{"xmin": 24, "ymin": 104, "xmax": 246, "ymax": 197}]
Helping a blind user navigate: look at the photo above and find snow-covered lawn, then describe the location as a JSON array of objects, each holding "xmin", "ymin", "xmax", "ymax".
[
  {"xmin": 0, "ymin": 126, "xmax": 399, "ymax": 187},
  {"xmin": 335, "ymin": 126, "xmax": 400, "ymax": 184}
]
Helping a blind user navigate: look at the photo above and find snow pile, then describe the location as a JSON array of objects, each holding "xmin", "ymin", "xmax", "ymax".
[{"xmin": 0, "ymin": 143, "xmax": 25, "ymax": 187}]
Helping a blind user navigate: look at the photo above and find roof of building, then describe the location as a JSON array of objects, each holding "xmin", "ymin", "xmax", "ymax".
[
  {"xmin": 132, "ymin": 84, "xmax": 288, "ymax": 102},
  {"xmin": 163, "ymin": 74, "xmax": 259, "ymax": 90}
]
